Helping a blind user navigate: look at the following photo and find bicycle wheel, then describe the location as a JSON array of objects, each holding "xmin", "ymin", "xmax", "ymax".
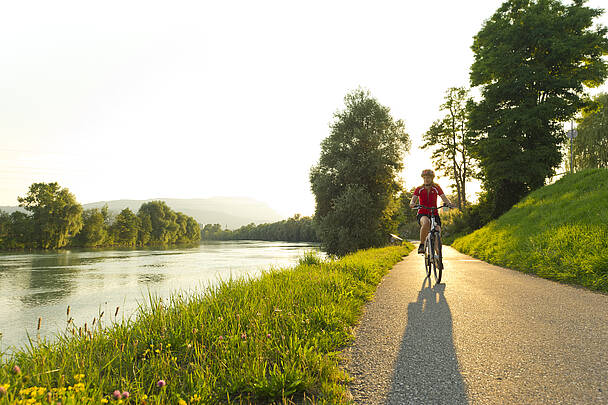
[
  {"xmin": 424, "ymin": 237, "xmax": 432, "ymax": 278},
  {"xmin": 434, "ymin": 233, "xmax": 443, "ymax": 284}
]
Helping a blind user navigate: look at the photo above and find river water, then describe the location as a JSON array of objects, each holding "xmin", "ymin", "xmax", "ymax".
[{"xmin": 0, "ymin": 241, "xmax": 322, "ymax": 353}]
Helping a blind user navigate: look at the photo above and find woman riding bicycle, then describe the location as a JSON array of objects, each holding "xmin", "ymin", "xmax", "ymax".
[{"xmin": 409, "ymin": 169, "xmax": 455, "ymax": 255}]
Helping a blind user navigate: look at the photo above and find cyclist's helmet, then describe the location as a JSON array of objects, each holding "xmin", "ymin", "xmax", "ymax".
[{"xmin": 421, "ymin": 169, "xmax": 435, "ymax": 177}]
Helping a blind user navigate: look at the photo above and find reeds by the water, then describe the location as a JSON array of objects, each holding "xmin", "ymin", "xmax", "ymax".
[{"xmin": 0, "ymin": 245, "xmax": 412, "ymax": 404}]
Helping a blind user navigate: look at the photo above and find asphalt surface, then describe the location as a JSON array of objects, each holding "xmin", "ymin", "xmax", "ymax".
[{"xmin": 345, "ymin": 246, "xmax": 608, "ymax": 404}]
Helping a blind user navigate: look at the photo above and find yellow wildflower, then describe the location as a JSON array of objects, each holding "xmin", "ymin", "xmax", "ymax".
[
  {"xmin": 178, "ymin": 399, "xmax": 187, "ymax": 405},
  {"xmin": 101, "ymin": 400, "xmax": 108, "ymax": 404},
  {"xmin": 74, "ymin": 374, "xmax": 85, "ymax": 382}
]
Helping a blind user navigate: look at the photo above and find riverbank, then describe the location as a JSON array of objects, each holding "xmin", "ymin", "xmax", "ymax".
[
  {"xmin": 0, "ymin": 244, "xmax": 412, "ymax": 404},
  {"xmin": 452, "ymin": 169, "xmax": 608, "ymax": 292}
]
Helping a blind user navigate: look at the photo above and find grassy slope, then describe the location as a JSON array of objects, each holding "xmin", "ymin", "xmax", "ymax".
[
  {"xmin": 452, "ymin": 168, "xmax": 608, "ymax": 292},
  {"xmin": 0, "ymin": 244, "xmax": 412, "ymax": 405}
]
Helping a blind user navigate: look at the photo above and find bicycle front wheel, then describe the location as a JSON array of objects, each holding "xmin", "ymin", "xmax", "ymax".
[
  {"xmin": 434, "ymin": 233, "xmax": 443, "ymax": 284},
  {"xmin": 424, "ymin": 238, "xmax": 432, "ymax": 278}
]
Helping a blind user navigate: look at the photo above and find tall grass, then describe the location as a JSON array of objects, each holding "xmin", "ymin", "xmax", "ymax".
[
  {"xmin": 0, "ymin": 244, "xmax": 412, "ymax": 404},
  {"xmin": 452, "ymin": 168, "xmax": 608, "ymax": 291}
]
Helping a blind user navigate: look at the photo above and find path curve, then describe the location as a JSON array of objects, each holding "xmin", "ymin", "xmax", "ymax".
[{"xmin": 345, "ymin": 246, "xmax": 608, "ymax": 404}]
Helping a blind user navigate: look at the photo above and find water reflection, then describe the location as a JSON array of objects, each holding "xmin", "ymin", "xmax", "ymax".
[
  {"xmin": 22, "ymin": 254, "xmax": 79, "ymax": 307},
  {"xmin": 0, "ymin": 241, "xmax": 322, "ymax": 352}
]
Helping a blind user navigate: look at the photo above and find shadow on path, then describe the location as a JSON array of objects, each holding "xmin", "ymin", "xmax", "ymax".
[{"xmin": 386, "ymin": 278, "xmax": 467, "ymax": 404}]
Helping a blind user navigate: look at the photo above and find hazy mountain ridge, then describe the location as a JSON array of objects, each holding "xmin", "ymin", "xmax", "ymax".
[{"xmin": 1, "ymin": 197, "xmax": 284, "ymax": 230}]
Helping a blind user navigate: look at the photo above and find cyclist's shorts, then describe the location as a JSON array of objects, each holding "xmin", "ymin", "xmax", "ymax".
[{"xmin": 417, "ymin": 213, "xmax": 442, "ymax": 227}]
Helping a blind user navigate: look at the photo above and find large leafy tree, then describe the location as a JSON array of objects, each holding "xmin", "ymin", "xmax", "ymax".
[
  {"xmin": 138, "ymin": 201, "xmax": 179, "ymax": 244},
  {"xmin": 110, "ymin": 208, "xmax": 140, "ymax": 246},
  {"xmin": 73, "ymin": 208, "xmax": 108, "ymax": 247},
  {"xmin": 18, "ymin": 182, "xmax": 83, "ymax": 249},
  {"xmin": 469, "ymin": 0, "xmax": 608, "ymax": 216},
  {"xmin": 310, "ymin": 88, "xmax": 410, "ymax": 256},
  {"xmin": 574, "ymin": 92, "xmax": 608, "ymax": 169},
  {"xmin": 422, "ymin": 87, "xmax": 474, "ymax": 209}
]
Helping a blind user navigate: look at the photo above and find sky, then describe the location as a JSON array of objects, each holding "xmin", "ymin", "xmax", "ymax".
[{"xmin": 1, "ymin": 0, "xmax": 607, "ymax": 217}]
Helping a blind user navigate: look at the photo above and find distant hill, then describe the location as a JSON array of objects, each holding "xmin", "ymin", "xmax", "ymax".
[{"xmin": 0, "ymin": 197, "xmax": 284, "ymax": 229}]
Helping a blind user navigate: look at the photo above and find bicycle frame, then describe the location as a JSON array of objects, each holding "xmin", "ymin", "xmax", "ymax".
[{"xmin": 413, "ymin": 204, "xmax": 447, "ymax": 283}]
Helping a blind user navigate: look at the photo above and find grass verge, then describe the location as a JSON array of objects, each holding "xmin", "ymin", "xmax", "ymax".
[
  {"xmin": 0, "ymin": 244, "xmax": 412, "ymax": 404},
  {"xmin": 452, "ymin": 168, "xmax": 608, "ymax": 292}
]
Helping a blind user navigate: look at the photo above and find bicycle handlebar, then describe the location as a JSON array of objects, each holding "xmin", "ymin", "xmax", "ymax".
[{"xmin": 411, "ymin": 204, "xmax": 451, "ymax": 211}]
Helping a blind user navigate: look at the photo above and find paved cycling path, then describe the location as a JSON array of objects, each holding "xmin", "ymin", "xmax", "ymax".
[{"xmin": 345, "ymin": 246, "xmax": 608, "ymax": 404}]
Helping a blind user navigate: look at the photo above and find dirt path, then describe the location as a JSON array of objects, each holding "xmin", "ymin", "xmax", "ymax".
[{"xmin": 345, "ymin": 246, "xmax": 608, "ymax": 404}]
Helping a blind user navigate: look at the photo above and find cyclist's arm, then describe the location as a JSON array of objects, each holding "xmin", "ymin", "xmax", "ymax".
[
  {"xmin": 439, "ymin": 193, "xmax": 454, "ymax": 208},
  {"xmin": 409, "ymin": 194, "xmax": 419, "ymax": 208}
]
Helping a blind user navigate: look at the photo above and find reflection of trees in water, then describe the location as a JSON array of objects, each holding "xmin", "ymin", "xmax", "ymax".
[
  {"xmin": 387, "ymin": 279, "xmax": 467, "ymax": 404},
  {"xmin": 20, "ymin": 254, "xmax": 79, "ymax": 307},
  {"xmin": 138, "ymin": 273, "xmax": 166, "ymax": 284}
]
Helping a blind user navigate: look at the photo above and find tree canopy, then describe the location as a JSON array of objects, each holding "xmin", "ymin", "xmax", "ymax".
[
  {"xmin": 1, "ymin": 183, "xmax": 201, "ymax": 250},
  {"xmin": 422, "ymin": 87, "xmax": 475, "ymax": 209},
  {"xmin": 201, "ymin": 215, "xmax": 319, "ymax": 242},
  {"xmin": 18, "ymin": 182, "xmax": 83, "ymax": 249},
  {"xmin": 469, "ymin": 0, "xmax": 608, "ymax": 216},
  {"xmin": 574, "ymin": 92, "xmax": 608, "ymax": 170},
  {"xmin": 310, "ymin": 88, "xmax": 410, "ymax": 256}
]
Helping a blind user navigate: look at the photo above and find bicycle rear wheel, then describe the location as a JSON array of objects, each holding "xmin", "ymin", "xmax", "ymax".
[{"xmin": 433, "ymin": 233, "xmax": 443, "ymax": 284}]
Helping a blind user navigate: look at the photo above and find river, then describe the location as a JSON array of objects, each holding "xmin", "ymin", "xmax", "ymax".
[{"xmin": 0, "ymin": 241, "xmax": 323, "ymax": 354}]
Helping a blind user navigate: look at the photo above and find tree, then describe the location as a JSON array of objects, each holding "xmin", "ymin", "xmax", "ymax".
[
  {"xmin": 310, "ymin": 88, "xmax": 410, "ymax": 256},
  {"xmin": 73, "ymin": 208, "xmax": 108, "ymax": 247},
  {"xmin": 422, "ymin": 87, "xmax": 475, "ymax": 209},
  {"xmin": 469, "ymin": 0, "xmax": 608, "ymax": 217},
  {"xmin": 574, "ymin": 93, "xmax": 608, "ymax": 169},
  {"xmin": 137, "ymin": 201, "xmax": 178, "ymax": 244},
  {"xmin": 0, "ymin": 210, "xmax": 11, "ymax": 249},
  {"xmin": 7, "ymin": 211, "xmax": 34, "ymax": 249},
  {"xmin": 18, "ymin": 182, "xmax": 83, "ymax": 249},
  {"xmin": 110, "ymin": 208, "xmax": 140, "ymax": 246}
]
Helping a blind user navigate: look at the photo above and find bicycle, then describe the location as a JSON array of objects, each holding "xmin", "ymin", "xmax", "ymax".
[{"xmin": 412, "ymin": 204, "xmax": 448, "ymax": 284}]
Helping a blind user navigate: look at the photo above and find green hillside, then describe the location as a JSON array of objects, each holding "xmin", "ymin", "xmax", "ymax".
[{"xmin": 452, "ymin": 169, "xmax": 608, "ymax": 292}]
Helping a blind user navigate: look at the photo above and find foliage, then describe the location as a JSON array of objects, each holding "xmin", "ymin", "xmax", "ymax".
[
  {"xmin": 469, "ymin": 0, "xmax": 608, "ymax": 218},
  {"xmin": 0, "ymin": 245, "xmax": 413, "ymax": 404},
  {"xmin": 310, "ymin": 88, "xmax": 411, "ymax": 256},
  {"xmin": 72, "ymin": 208, "xmax": 109, "ymax": 247},
  {"xmin": 422, "ymin": 87, "xmax": 475, "ymax": 209},
  {"xmin": 17, "ymin": 182, "xmax": 83, "ymax": 249},
  {"xmin": 452, "ymin": 168, "xmax": 608, "ymax": 292},
  {"xmin": 574, "ymin": 92, "xmax": 608, "ymax": 170},
  {"xmin": 202, "ymin": 215, "xmax": 319, "ymax": 242},
  {"xmin": 109, "ymin": 208, "xmax": 140, "ymax": 247},
  {"xmin": 439, "ymin": 192, "xmax": 496, "ymax": 244},
  {"xmin": 0, "ymin": 184, "xmax": 200, "ymax": 250},
  {"xmin": 138, "ymin": 201, "xmax": 180, "ymax": 245},
  {"xmin": 394, "ymin": 189, "xmax": 419, "ymax": 240}
]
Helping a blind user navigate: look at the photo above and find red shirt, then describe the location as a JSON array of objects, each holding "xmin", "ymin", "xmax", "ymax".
[{"xmin": 414, "ymin": 184, "xmax": 444, "ymax": 215}]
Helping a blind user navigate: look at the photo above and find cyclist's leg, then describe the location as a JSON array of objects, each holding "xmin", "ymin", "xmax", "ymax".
[
  {"xmin": 419, "ymin": 215, "xmax": 430, "ymax": 253},
  {"xmin": 434, "ymin": 225, "xmax": 441, "ymax": 255}
]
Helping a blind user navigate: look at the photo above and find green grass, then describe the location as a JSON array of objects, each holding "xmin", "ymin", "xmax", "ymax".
[
  {"xmin": 452, "ymin": 168, "xmax": 608, "ymax": 292},
  {"xmin": 0, "ymin": 244, "xmax": 412, "ymax": 404}
]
